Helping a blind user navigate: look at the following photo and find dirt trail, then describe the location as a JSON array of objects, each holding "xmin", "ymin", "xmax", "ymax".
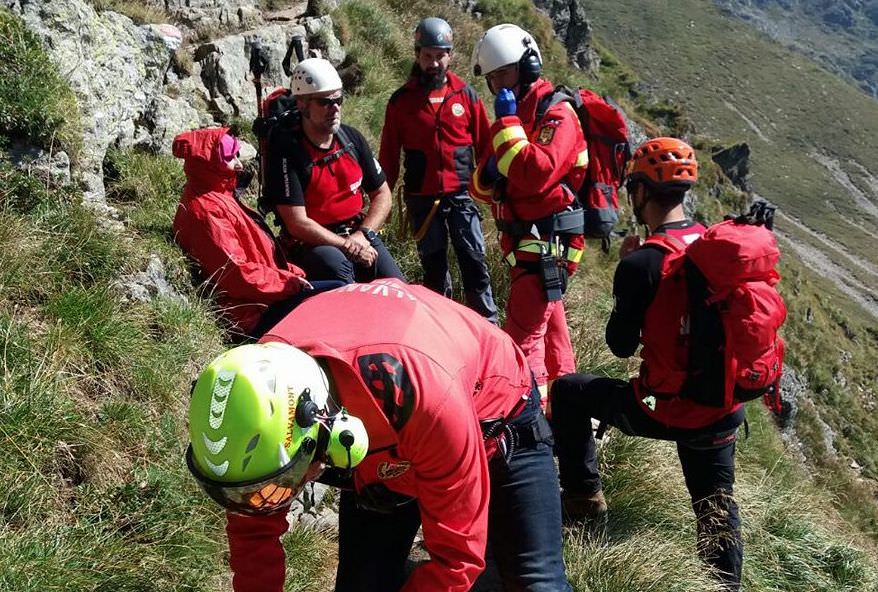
[{"xmin": 811, "ymin": 152, "xmax": 878, "ymax": 221}]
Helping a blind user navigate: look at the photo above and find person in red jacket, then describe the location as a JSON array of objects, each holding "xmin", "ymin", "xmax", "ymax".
[
  {"xmin": 172, "ymin": 127, "xmax": 342, "ymax": 338},
  {"xmin": 551, "ymin": 138, "xmax": 744, "ymax": 591},
  {"xmin": 185, "ymin": 279, "xmax": 572, "ymax": 592},
  {"xmin": 263, "ymin": 58, "xmax": 405, "ymax": 284},
  {"xmin": 379, "ymin": 17, "xmax": 497, "ymax": 322},
  {"xmin": 469, "ymin": 24, "xmax": 590, "ymax": 409}
]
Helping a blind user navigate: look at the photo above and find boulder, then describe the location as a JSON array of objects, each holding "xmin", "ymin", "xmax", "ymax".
[
  {"xmin": 777, "ymin": 365, "xmax": 808, "ymax": 429},
  {"xmin": 711, "ymin": 142, "xmax": 752, "ymax": 192},
  {"xmin": 7, "ymin": 142, "xmax": 71, "ymax": 186},
  {"xmin": 161, "ymin": 0, "xmax": 260, "ymax": 33},
  {"xmin": 116, "ymin": 254, "xmax": 187, "ymax": 304},
  {"xmin": 2, "ymin": 0, "xmax": 177, "ymax": 204},
  {"xmin": 532, "ymin": 0, "xmax": 601, "ymax": 74},
  {"xmin": 195, "ymin": 24, "xmax": 308, "ymax": 122}
]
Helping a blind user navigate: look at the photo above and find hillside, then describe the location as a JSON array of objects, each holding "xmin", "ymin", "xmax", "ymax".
[
  {"xmin": 2, "ymin": 0, "xmax": 878, "ymax": 590},
  {"xmin": 581, "ymin": 0, "xmax": 878, "ymax": 327},
  {"xmin": 715, "ymin": 0, "xmax": 878, "ymax": 98}
]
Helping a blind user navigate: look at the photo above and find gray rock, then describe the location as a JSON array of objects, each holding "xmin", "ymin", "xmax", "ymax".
[
  {"xmin": 711, "ymin": 143, "xmax": 752, "ymax": 192},
  {"xmin": 239, "ymin": 140, "xmax": 258, "ymax": 163},
  {"xmin": 6, "ymin": 142, "xmax": 71, "ymax": 186},
  {"xmin": 532, "ymin": 0, "xmax": 600, "ymax": 74},
  {"xmin": 195, "ymin": 24, "xmax": 309, "ymax": 122},
  {"xmin": 143, "ymin": 94, "xmax": 211, "ymax": 153},
  {"xmin": 287, "ymin": 482, "xmax": 339, "ymax": 533},
  {"xmin": 777, "ymin": 365, "xmax": 808, "ymax": 429},
  {"xmin": 163, "ymin": 0, "xmax": 259, "ymax": 32},
  {"xmin": 117, "ymin": 254, "xmax": 187, "ymax": 304},
  {"xmin": 3, "ymin": 0, "xmax": 176, "ymax": 204},
  {"xmin": 304, "ymin": 15, "xmax": 346, "ymax": 65}
]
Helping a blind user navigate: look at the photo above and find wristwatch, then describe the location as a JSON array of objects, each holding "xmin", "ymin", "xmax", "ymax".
[{"xmin": 360, "ymin": 226, "xmax": 378, "ymax": 244}]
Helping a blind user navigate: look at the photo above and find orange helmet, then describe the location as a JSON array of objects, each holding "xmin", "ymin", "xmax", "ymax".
[{"xmin": 626, "ymin": 137, "xmax": 698, "ymax": 192}]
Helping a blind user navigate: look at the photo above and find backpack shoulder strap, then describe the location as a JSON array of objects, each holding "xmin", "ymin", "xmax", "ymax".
[
  {"xmin": 335, "ymin": 125, "xmax": 361, "ymax": 165},
  {"xmin": 535, "ymin": 86, "xmax": 578, "ymax": 125},
  {"xmin": 644, "ymin": 232, "xmax": 687, "ymax": 254}
]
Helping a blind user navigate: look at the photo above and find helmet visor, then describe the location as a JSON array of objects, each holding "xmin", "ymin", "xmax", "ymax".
[{"xmin": 186, "ymin": 444, "xmax": 323, "ymax": 516}]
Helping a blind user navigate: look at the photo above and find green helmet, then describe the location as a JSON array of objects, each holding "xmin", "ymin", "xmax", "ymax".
[
  {"xmin": 188, "ymin": 342, "xmax": 328, "ymax": 482},
  {"xmin": 186, "ymin": 343, "xmax": 369, "ymax": 515}
]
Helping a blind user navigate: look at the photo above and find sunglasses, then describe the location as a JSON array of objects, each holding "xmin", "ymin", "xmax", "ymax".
[{"xmin": 312, "ymin": 95, "xmax": 344, "ymax": 107}]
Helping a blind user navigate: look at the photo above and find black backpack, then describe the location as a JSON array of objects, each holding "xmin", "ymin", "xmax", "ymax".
[{"xmin": 252, "ymin": 87, "xmax": 360, "ymax": 216}]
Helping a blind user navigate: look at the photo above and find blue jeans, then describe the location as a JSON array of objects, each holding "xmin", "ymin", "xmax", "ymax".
[
  {"xmin": 334, "ymin": 393, "xmax": 571, "ymax": 591},
  {"xmin": 294, "ymin": 234, "xmax": 405, "ymax": 284},
  {"xmin": 407, "ymin": 193, "xmax": 498, "ymax": 323},
  {"xmin": 551, "ymin": 373, "xmax": 744, "ymax": 591}
]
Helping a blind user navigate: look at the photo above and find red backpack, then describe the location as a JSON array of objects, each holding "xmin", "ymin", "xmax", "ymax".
[
  {"xmin": 537, "ymin": 86, "xmax": 631, "ymax": 246},
  {"xmin": 640, "ymin": 202, "xmax": 787, "ymax": 413}
]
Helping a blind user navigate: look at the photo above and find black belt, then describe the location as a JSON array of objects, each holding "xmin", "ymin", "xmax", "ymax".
[
  {"xmin": 495, "ymin": 208, "xmax": 585, "ymax": 238},
  {"xmin": 481, "ymin": 410, "xmax": 553, "ymax": 465},
  {"xmin": 325, "ymin": 213, "xmax": 365, "ymax": 237}
]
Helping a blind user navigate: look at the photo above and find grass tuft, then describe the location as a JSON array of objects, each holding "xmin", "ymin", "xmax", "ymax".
[{"xmin": 0, "ymin": 10, "xmax": 81, "ymax": 155}]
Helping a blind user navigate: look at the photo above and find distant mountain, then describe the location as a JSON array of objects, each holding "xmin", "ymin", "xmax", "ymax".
[{"xmin": 714, "ymin": 0, "xmax": 878, "ymax": 98}]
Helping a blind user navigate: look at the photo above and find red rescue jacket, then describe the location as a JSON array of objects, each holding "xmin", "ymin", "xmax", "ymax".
[
  {"xmin": 172, "ymin": 127, "xmax": 306, "ymax": 334},
  {"xmin": 379, "ymin": 70, "xmax": 491, "ymax": 197},
  {"xmin": 227, "ymin": 280, "xmax": 533, "ymax": 592},
  {"xmin": 469, "ymin": 78, "xmax": 589, "ymax": 273}
]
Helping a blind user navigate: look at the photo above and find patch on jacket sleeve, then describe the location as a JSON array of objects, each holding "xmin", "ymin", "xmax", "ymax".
[
  {"xmin": 536, "ymin": 125, "xmax": 556, "ymax": 145},
  {"xmin": 377, "ymin": 460, "xmax": 411, "ymax": 480}
]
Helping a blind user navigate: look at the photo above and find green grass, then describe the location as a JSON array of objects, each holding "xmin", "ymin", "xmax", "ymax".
[{"xmin": 3, "ymin": 1, "xmax": 878, "ymax": 590}]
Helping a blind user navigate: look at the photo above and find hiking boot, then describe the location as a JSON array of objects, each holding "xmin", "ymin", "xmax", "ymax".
[{"xmin": 561, "ymin": 489, "xmax": 608, "ymax": 523}]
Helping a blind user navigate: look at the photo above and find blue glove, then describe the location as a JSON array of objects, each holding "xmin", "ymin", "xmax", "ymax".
[
  {"xmin": 494, "ymin": 88, "xmax": 517, "ymax": 118},
  {"xmin": 482, "ymin": 155, "xmax": 500, "ymax": 183}
]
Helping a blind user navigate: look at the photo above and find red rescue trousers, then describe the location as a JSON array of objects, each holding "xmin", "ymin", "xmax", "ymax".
[{"xmin": 503, "ymin": 269, "xmax": 575, "ymax": 393}]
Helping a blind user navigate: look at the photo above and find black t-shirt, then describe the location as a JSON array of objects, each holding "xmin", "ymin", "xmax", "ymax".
[
  {"xmin": 605, "ymin": 220, "xmax": 702, "ymax": 357},
  {"xmin": 264, "ymin": 124, "xmax": 385, "ymax": 226}
]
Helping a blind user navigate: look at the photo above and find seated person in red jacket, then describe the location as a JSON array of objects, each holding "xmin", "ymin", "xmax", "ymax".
[
  {"xmin": 172, "ymin": 127, "xmax": 343, "ymax": 339},
  {"xmin": 262, "ymin": 58, "xmax": 405, "ymax": 284}
]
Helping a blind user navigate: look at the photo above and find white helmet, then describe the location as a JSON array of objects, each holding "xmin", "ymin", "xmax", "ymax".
[
  {"xmin": 290, "ymin": 58, "xmax": 343, "ymax": 96},
  {"xmin": 471, "ymin": 24, "xmax": 542, "ymax": 79}
]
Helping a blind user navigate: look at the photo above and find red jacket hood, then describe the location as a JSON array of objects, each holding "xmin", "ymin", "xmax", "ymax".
[{"xmin": 172, "ymin": 127, "xmax": 237, "ymax": 196}]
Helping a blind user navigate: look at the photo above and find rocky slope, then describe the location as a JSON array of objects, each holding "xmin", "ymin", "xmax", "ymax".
[
  {"xmin": 2, "ymin": 0, "xmax": 343, "ymax": 208},
  {"xmin": 714, "ymin": 0, "xmax": 878, "ymax": 98}
]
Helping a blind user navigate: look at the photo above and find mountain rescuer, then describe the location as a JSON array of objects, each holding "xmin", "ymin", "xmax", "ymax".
[
  {"xmin": 551, "ymin": 138, "xmax": 744, "ymax": 590},
  {"xmin": 379, "ymin": 17, "xmax": 498, "ymax": 323},
  {"xmin": 469, "ymin": 24, "xmax": 589, "ymax": 409},
  {"xmin": 262, "ymin": 58, "xmax": 405, "ymax": 284},
  {"xmin": 172, "ymin": 127, "xmax": 341, "ymax": 339},
  {"xmin": 186, "ymin": 278, "xmax": 571, "ymax": 591}
]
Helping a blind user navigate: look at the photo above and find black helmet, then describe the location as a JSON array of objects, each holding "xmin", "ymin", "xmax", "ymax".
[{"xmin": 415, "ymin": 17, "xmax": 453, "ymax": 49}]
